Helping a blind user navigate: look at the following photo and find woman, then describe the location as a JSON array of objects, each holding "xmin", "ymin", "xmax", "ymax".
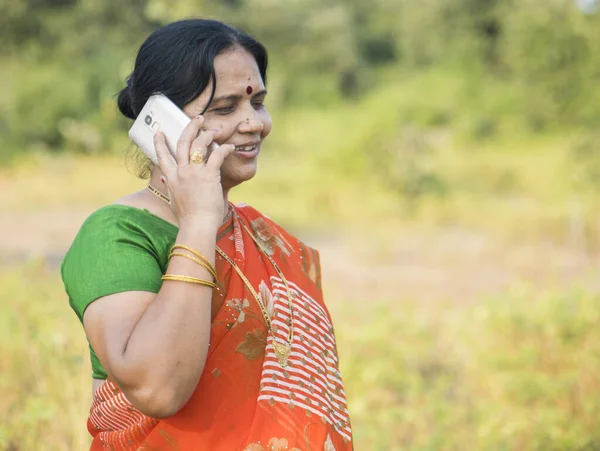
[{"xmin": 61, "ymin": 19, "xmax": 353, "ymax": 451}]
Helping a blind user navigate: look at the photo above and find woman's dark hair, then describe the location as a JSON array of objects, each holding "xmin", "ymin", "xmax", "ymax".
[
  {"xmin": 117, "ymin": 19, "xmax": 268, "ymax": 177},
  {"xmin": 118, "ymin": 19, "xmax": 268, "ymax": 120}
]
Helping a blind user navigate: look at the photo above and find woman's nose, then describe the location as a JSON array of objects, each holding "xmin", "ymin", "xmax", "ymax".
[{"xmin": 239, "ymin": 117, "xmax": 264, "ymax": 134}]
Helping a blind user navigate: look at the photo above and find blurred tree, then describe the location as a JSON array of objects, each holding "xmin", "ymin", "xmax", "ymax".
[
  {"xmin": 0, "ymin": 0, "xmax": 157, "ymax": 59},
  {"xmin": 500, "ymin": 0, "xmax": 600, "ymax": 128},
  {"xmin": 2, "ymin": 0, "xmax": 600, "ymax": 160}
]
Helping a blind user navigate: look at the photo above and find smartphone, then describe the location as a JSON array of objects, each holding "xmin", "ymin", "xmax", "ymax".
[{"xmin": 128, "ymin": 94, "xmax": 191, "ymax": 164}]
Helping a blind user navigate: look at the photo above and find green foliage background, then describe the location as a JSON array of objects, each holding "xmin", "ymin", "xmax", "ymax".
[
  {"xmin": 3, "ymin": 0, "xmax": 600, "ymax": 218},
  {"xmin": 2, "ymin": 0, "xmax": 600, "ymax": 154}
]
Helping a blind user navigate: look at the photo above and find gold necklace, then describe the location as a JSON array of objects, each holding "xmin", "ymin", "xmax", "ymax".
[
  {"xmin": 147, "ymin": 183, "xmax": 294, "ymax": 367},
  {"xmin": 146, "ymin": 184, "xmax": 232, "ymax": 224},
  {"xmin": 218, "ymin": 213, "xmax": 294, "ymax": 367},
  {"xmin": 147, "ymin": 184, "xmax": 171, "ymax": 204}
]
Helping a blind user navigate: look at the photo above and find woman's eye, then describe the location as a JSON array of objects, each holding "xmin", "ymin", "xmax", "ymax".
[
  {"xmin": 213, "ymin": 107, "xmax": 234, "ymax": 115},
  {"xmin": 252, "ymin": 102, "xmax": 265, "ymax": 110}
]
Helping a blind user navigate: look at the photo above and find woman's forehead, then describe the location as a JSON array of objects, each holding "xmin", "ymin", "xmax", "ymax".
[
  {"xmin": 185, "ymin": 48, "xmax": 264, "ymax": 111},
  {"xmin": 213, "ymin": 48, "xmax": 263, "ymax": 89}
]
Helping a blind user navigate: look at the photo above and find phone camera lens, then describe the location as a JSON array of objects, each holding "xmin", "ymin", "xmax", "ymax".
[{"xmin": 144, "ymin": 115, "xmax": 152, "ymax": 125}]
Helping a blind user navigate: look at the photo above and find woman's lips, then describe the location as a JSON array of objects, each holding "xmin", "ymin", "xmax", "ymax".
[{"xmin": 233, "ymin": 143, "xmax": 260, "ymax": 158}]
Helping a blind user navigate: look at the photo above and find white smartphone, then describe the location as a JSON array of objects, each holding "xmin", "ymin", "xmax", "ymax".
[{"xmin": 128, "ymin": 94, "xmax": 191, "ymax": 164}]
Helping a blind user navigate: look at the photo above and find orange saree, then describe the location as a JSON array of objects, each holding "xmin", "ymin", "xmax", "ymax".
[{"xmin": 87, "ymin": 205, "xmax": 353, "ymax": 450}]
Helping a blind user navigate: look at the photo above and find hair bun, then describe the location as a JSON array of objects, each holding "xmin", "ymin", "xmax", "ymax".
[{"xmin": 117, "ymin": 80, "xmax": 136, "ymax": 119}]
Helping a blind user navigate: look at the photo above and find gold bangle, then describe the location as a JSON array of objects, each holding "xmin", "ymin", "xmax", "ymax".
[
  {"xmin": 170, "ymin": 244, "xmax": 216, "ymax": 274},
  {"xmin": 169, "ymin": 251, "xmax": 218, "ymax": 281},
  {"xmin": 161, "ymin": 274, "xmax": 217, "ymax": 288}
]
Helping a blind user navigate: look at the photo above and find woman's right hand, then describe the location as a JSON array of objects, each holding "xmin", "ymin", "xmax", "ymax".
[{"xmin": 153, "ymin": 115, "xmax": 235, "ymax": 229}]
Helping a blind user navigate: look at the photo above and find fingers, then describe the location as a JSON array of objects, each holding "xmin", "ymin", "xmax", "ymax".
[
  {"xmin": 189, "ymin": 129, "xmax": 222, "ymax": 164},
  {"xmin": 176, "ymin": 115, "xmax": 205, "ymax": 166},
  {"xmin": 154, "ymin": 132, "xmax": 177, "ymax": 180},
  {"xmin": 206, "ymin": 143, "xmax": 235, "ymax": 170}
]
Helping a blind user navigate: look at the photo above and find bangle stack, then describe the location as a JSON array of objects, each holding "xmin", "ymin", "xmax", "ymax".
[{"xmin": 161, "ymin": 244, "xmax": 218, "ymax": 288}]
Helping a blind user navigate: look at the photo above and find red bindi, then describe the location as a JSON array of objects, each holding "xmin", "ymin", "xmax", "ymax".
[{"xmin": 246, "ymin": 86, "xmax": 253, "ymax": 95}]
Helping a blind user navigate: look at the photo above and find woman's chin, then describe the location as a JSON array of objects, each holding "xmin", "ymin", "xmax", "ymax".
[{"xmin": 221, "ymin": 164, "xmax": 258, "ymax": 190}]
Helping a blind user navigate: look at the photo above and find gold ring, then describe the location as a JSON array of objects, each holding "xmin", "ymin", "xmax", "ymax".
[{"xmin": 190, "ymin": 151, "xmax": 204, "ymax": 164}]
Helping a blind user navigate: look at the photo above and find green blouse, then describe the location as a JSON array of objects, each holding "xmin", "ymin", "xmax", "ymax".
[{"xmin": 61, "ymin": 204, "xmax": 179, "ymax": 379}]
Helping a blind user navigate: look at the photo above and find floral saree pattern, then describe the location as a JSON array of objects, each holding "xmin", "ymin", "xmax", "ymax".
[{"xmin": 87, "ymin": 205, "xmax": 352, "ymax": 450}]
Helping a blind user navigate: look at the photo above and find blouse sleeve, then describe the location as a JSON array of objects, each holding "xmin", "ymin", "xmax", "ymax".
[{"xmin": 61, "ymin": 208, "xmax": 163, "ymax": 322}]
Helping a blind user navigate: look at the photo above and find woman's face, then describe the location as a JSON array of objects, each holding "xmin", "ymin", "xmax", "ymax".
[{"xmin": 182, "ymin": 46, "xmax": 272, "ymax": 191}]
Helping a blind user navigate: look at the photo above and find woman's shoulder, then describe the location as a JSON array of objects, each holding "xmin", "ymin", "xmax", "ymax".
[
  {"xmin": 61, "ymin": 202, "xmax": 170, "ymax": 321},
  {"xmin": 62, "ymin": 202, "xmax": 173, "ymax": 274},
  {"xmin": 77, "ymin": 201, "xmax": 177, "ymax": 239},
  {"xmin": 73, "ymin": 204, "xmax": 144, "ymax": 241},
  {"xmin": 63, "ymin": 202, "xmax": 176, "ymax": 271},
  {"xmin": 80, "ymin": 203, "xmax": 137, "ymax": 226}
]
